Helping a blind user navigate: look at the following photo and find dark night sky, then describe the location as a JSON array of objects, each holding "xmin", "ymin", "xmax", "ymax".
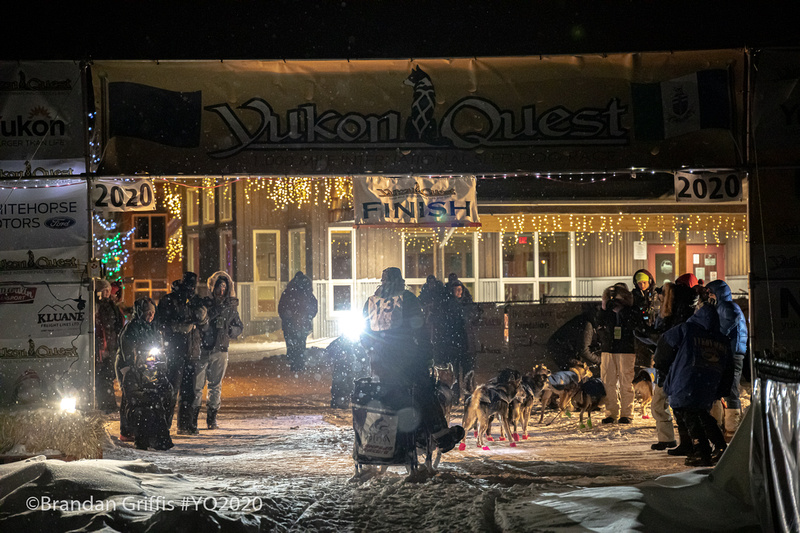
[{"xmin": 3, "ymin": 2, "xmax": 799, "ymax": 61}]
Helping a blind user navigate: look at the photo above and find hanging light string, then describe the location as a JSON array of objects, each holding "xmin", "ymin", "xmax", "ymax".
[{"xmin": 150, "ymin": 174, "xmax": 747, "ymax": 246}]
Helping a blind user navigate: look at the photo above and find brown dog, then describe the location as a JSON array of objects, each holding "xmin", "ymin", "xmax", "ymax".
[
  {"xmin": 538, "ymin": 362, "xmax": 592, "ymax": 425},
  {"xmin": 632, "ymin": 368, "xmax": 655, "ymax": 419},
  {"xmin": 459, "ymin": 368, "xmax": 522, "ymax": 450},
  {"xmin": 503, "ymin": 364, "xmax": 550, "ymax": 441}
]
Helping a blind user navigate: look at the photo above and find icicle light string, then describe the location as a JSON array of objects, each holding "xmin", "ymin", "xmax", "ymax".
[{"xmin": 154, "ymin": 176, "xmax": 746, "ymax": 245}]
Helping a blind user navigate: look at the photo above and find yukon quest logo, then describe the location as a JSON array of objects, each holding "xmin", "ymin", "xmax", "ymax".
[{"xmin": 44, "ymin": 216, "xmax": 76, "ymax": 229}]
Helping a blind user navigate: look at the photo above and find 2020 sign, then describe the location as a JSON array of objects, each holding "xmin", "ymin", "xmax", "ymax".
[
  {"xmin": 92, "ymin": 178, "xmax": 156, "ymax": 212},
  {"xmin": 674, "ymin": 172, "xmax": 745, "ymax": 203}
]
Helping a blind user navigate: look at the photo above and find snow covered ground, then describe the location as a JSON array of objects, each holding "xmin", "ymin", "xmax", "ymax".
[{"xmin": 0, "ymin": 345, "xmax": 761, "ymax": 532}]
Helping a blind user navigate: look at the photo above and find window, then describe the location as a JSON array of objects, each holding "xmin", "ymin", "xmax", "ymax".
[
  {"xmin": 219, "ymin": 183, "xmax": 233, "ymax": 222},
  {"xmin": 329, "ymin": 228, "xmax": 354, "ymax": 313},
  {"xmin": 202, "ymin": 188, "xmax": 215, "ymax": 224},
  {"xmin": 404, "ymin": 234, "xmax": 435, "ymax": 279},
  {"xmin": 253, "ymin": 230, "xmax": 280, "ymax": 316},
  {"xmin": 502, "ymin": 231, "xmax": 574, "ymax": 302},
  {"xmin": 187, "ymin": 189, "xmax": 199, "ymax": 226},
  {"xmin": 133, "ymin": 279, "xmax": 169, "ymax": 303},
  {"xmin": 219, "ymin": 230, "xmax": 233, "ymax": 273},
  {"xmin": 443, "ymin": 234, "xmax": 474, "ymax": 279},
  {"xmin": 289, "ymin": 228, "xmax": 306, "ymax": 277},
  {"xmin": 133, "ymin": 214, "xmax": 167, "ymax": 249},
  {"xmin": 186, "ymin": 233, "xmax": 200, "ymax": 274}
]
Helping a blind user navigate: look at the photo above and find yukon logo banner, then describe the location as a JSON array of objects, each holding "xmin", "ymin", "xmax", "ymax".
[
  {"xmin": 0, "ymin": 281, "xmax": 87, "ymax": 339},
  {"xmin": 354, "ymin": 176, "xmax": 480, "ymax": 227},
  {"xmin": 0, "ymin": 62, "xmax": 86, "ymax": 173},
  {"xmin": 0, "ymin": 338, "xmax": 79, "ymax": 359},
  {"xmin": 0, "ymin": 179, "xmax": 89, "ymax": 253},
  {"xmin": 93, "ymin": 51, "xmax": 744, "ymax": 175}
]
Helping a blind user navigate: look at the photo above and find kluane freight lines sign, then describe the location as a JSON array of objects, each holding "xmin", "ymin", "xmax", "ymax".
[{"xmin": 353, "ymin": 176, "xmax": 479, "ymax": 227}]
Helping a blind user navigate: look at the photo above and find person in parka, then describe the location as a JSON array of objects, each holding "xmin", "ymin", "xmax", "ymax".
[
  {"xmin": 654, "ymin": 303, "xmax": 734, "ymax": 466},
  {"xmin": 193, "ymin": 271, "xmax": 244, "ymax": 431},
  {"xmin": 116, "ymin": 297, "xmax": 160, "ymax": 442},
  {"xmin": 598, "ymin": 283, "xmax": 639, "ymax": 424},
  {"xmin": 155, "ymin": 272, "xmax": 208, "ymax": 433},
  {"xmin": 122, "ymin": 335, "xmax": 174, "ymax": 451},
  {"xmin": 545, "ymin": 302, "xmax": 604, "ymax": 374},
  {"xmin": 705, "ymin": 279, "xmax": 748, "ymax": 441},
  {"xmin": 278, "ymin": 272, "xmax": 318, "ymax": 372}
]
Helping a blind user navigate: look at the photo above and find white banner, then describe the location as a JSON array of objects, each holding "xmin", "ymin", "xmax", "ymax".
[
  {"xmin": 0, "ymin": 281, "xmax": 88, "ymax": 340},
  {"xmin": 0, "ymin": 246, "xmax": 86, "ymax": 280},
  {"xmin": 674, "ymin": 171, "xmax": 745, "ymax": 202},
  {"xmin": 0, "ymin": 61, "xmax": 86, "ymax": 172},
  {"xmin": 0, "ymin": 179, "xmax": 89, "ymax": 252},
  {"xmin": 91, "ymin": 178, "xmax": 156, "ymax": 212},
  {"xmin": 353, "ymin": 176, "xmax": 480, "ymax": 227}
]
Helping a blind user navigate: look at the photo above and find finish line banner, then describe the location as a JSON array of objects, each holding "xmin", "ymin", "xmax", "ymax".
[{"xmin": 354, "ymin": 176, "xmax": 480, "ymax": 227}]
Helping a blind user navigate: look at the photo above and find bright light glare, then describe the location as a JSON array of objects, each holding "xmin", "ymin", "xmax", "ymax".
[
  {"xmin": 339, "ymin": 312, "xmax": 364, "ymax": 342},
  {"xmin": 60, "ymin": 397, "xmax": 77, "ymax": 413}
]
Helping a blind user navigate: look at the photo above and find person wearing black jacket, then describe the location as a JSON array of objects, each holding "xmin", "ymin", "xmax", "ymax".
[
  {"xmin": 122, "ymin": 338, "xmax": 173, "ymax": 451},
  {"xmin": 155, "ymin": 272, "xmax": 208, "ymax": 434},
  {"xmin": 278, "ymin": 272, "xmax": 319, "ymax": 372},
  {"xmin": 598, "ymin": 283, "xmax": 639, "ymax": 424},
  {"xmin": 192, "ymin": 271, "xmax": 244, "ymax": 431},
  {"xmin": 545, "ymin": 303, "xmax": 603, "ymax": 374},
  {"xmin": 361, "ymin": 267, "xmax": 464, "ymax": 453},
  {"xmin": 115, "ymin": 297, "xmax": 160, "ymax": 442}
]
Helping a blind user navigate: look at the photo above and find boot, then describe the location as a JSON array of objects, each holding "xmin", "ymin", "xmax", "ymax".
[
  {"xmin": 723, "ymin": 408, "xmax": 742, "ymax": 443},
  {"xmin": 189, "ymin": 407, "xmax": 200, "ymax": 434},
  {"xmin": 207, "ymin": 408, "xmax": 219, "ymax": 430}
]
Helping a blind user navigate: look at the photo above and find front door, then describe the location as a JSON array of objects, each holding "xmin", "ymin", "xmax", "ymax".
[{"xmin": 648, "ymin": 243, "xmax": 725, "ymax": 285}]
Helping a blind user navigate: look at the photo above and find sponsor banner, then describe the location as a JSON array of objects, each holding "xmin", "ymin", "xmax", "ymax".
[
  {"xmin": 0, "ymin": 333, "xmax": 92, "ymax": 406},
  {"xmin": 0, "ymin": 281, "xmax": 88, "ymax": 339},
  {"xmin": 0, "ymin": 158, "xmax": 85, "ymax": 178},
  {"xmin": 92, "ymin": 50, "xmax": 744, "ymax": 175},
  {"xmin": 673, "ymin": 171, "xmax": 745, "ymax": 202},
  {"xmin": 0, "ymin": 179, "xmax": 89, "ymax": 252},
  {"xmin": 91, "ymin": 178, "xmax": 156, "ymax": 212},
  {"xmin": 0, "ymin": 246, "xmax": 85, "ymax": 278},
  {"xmin": 354, "ymin": 176, "xmax": 479, "ymax": 227},
  {"xmin": 0, "ymin": 62, "xmax": 86, "ymax": 171}
]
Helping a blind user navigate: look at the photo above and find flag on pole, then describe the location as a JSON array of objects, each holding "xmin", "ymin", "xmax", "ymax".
[{"xmin": 632, "ymin": 69, "xmax": 732, "ymax": 141}]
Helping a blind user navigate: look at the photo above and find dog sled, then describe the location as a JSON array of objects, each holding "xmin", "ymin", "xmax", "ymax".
[{"xmin": 351, "ymin": 377, "xmax": 429, "ymax": 475}]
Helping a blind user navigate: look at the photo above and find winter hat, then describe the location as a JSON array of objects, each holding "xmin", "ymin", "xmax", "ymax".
[
  {"xmin": 675, "ymin": 273, "xmax": 699, "ymax": 288},
  {"xmin": 182, "ymin": 271, "xmax": 198, "ymax": 292},
  {"xmin": 95, "ymin": 279, "xmax": 111, "ymax": 293},
  {"xmin": 634, "ymin": 272, "xmax": 650, "ymax": 285},
  {"xmin": 378, "ymin": 267, "xmax": 405, "ymax": 298}
]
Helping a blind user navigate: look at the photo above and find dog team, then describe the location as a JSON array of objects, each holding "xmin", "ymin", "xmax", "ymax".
[{"xmin": 441, "ymin": 269, "xmax": 744, "ymax": 468}]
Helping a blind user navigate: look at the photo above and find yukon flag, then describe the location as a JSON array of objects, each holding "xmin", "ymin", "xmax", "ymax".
[
  {"xmin": 108, "ymin": 82, "xmax": 202, "ymax": 148},
  {"xmin": 632, "ymin": 69, "xmax": 732, "ymax": 141}
]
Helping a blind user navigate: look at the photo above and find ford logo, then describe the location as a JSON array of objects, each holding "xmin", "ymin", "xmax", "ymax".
[{"xmin": 44, "ymin": 217, "xmax": 77, "ymax": 229}]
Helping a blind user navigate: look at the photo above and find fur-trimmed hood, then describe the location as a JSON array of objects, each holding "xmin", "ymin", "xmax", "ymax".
[{"xmin": 207, "ymin": 271, "xmax": 236, "ymax": 298}]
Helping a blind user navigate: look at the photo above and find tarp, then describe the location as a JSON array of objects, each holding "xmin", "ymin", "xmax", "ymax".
[{"xmin": 91, "ymin": 50, "xmax": 745, "ymax": 175}]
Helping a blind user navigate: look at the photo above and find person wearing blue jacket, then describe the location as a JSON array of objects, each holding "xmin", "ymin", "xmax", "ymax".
[
  {"xmin": 654, "ymin": 303, "xmax": 734, "ymax": 466},
  {"xmin": 705, "ymin": 279, "xmax": 748, "ymax": 441}
]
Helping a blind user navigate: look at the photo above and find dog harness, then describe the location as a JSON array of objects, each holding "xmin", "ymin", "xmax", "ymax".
[{"xmin": 547, "ymin": 370, "xmax": 580, "ymax": 390}]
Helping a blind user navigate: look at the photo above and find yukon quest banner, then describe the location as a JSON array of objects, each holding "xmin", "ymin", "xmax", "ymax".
[
  {"xmin": 0, "ymin": 179, "xmax": 89, "ymax": 253},
  {"xmin": 0, "ymin": 61, "xmax": 86, "ymax": 175},
  {"xmin": 354, "ymin": 176, "xmax": 479, "ymax": 227},
  {"xmin": 92, "ymin": 50, "xmax": 744, "ymax": 176}
]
